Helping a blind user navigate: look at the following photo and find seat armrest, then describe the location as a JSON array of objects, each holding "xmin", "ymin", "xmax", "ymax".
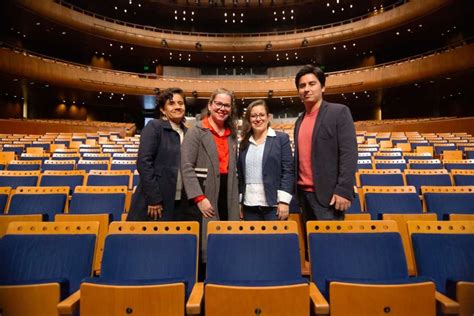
[
  {"xmin": 435, "ymin": 291, "xmax": 459, "ymax": 315},
  {"xmin": 186, "ymin": 282, "xmax": 203, "ymax": 315},
  {"xmin": 57, "ymin": 290, "xmax": 80, "ymax": 315},
  {"xmin": 309, "ymin": 282, "xmax": 329, "ymax": 315}
]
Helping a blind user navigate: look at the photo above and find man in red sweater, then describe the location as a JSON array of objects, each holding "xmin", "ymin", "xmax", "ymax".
[{"xmin": 294, "ymin": 65, "xmax": 357, "ymax": 221}]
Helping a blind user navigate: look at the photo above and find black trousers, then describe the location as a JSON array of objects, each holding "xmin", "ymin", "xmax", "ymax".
[{"xmin": 217, "ymin": 174, "xmax": 228, "ymax": 221}]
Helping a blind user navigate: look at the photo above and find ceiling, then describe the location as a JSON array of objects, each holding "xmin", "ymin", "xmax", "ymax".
[{"xmin": 0, "ymin": 0, "xmax": 472, "ymax": 129}]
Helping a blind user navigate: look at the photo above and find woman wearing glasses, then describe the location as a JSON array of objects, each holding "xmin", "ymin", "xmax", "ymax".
[
  {"xmin": 181, "ymin": 88, "xmax": 240, "ymax": 229},
  {"xmin": 238, "ymin": 99, "xmax": 294, "ymax": 221},
  {"xmin": 128, "ymin": 87, "xmax": 190, "ymax": 221}
]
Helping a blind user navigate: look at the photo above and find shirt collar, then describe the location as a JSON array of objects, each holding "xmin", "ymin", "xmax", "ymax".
[
  {"xmin": 249, "ymin": 127, "xmax": 276, "ymax": 145},
  {"xmin": 203, "ymin": 116, "xmax": 231, "ymax": 137},
  {"xmin": 169, "ymin": 120, "xmax": 182, "ymax": 131}
]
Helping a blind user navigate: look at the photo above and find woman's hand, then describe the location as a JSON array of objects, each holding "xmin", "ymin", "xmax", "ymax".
[
  {"xmin": 276, "ymin": 202, "xmax": 289, "ymax": 220},
  {"xmin": 197, "ymin": 198, "xmax": 216, "ymax": 218},
  {"xmin": 147, "ymin": 204, "xmax": 163, "ymax": 220}
]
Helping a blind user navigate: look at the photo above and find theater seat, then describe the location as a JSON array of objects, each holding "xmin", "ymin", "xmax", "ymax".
[
  {"xmin": 205, "ymin": 221, "xmax": 309, "ymax": 316},
  {"xmin": 307, "ymin": 220, "xmax": 436, "ymax": 316},
  {"xmin": 409, "ymin": 220, "xmax": 473, "ymax": 316},
  {"xmin": 0, "ymin": 221, "xmax": 98, "ymax": 316},
  {"xmin": 79, "ymin": 221, "xmax": 200, "ymax": 316},
  {"xmin": 6, "ymin": 186, "xmax": 69, "ymax": 221}
]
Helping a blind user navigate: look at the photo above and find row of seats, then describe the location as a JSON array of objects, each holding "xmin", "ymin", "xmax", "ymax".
[
  {"xmin": 355, "ymin": 169, "xmax": 474, "ymax": 189},
  {"xmin": 0, "ymin": 169, "xmax": 138, "ymax": 191},
  {"xmin": 0, "ymin": 158, "xmax": 138, "ymax": 172},
  {"xmin": 357, "ymin": 158, "xmax": 474, "ymax": 171},
  {"xmin": 0, "ymin": 185, "xmax": 131, "ymax": 272},
  {"xmin": 3, "ymin": 151, "xmax": 138, "ymax": 160},
  {"xmin": 0, "ymin": 185, "xmax": 130, "ymax": 223},
  {"xmin": 0, "ymin": 132, "xmax": 140, "ymax": 155},
  {"xmin": 358, "ymin": 144, "xmax": 474, "ymax": 157},
  {"xmin": 1, "ymin": 220, "xmax": 472, "ymax": 316},
  {"xmin": 347, "ymin": 185, "xmax": 474, "ymax": 219},
  {"xmin": 0, "ymin": 144, "xmax": 139, "ymax": 156}
]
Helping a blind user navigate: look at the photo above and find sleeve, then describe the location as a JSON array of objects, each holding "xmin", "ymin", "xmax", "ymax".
[
  {"xmin": 136, "ymin": 121, "xmax": 163, "ymax": 205},
  {"xmin": 333, "ymin": 106, "xmax": 358, "ymax": 201},
  {"xmin": 278, "ymin": 132, "xmax": 295, "ymax": 202},
  {"xmin": 181, "ymin": 127, "xmax": 205, "ymax": 200}
]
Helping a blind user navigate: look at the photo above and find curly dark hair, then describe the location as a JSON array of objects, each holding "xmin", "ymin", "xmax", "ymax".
[{"xmin": 154, "ymin": 87, "xmax": 186, "ymax": 122}]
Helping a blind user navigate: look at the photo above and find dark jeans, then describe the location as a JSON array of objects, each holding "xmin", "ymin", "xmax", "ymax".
[
  {"xmin": 242, "ymin": 205, "xmax": 278, "ymax": 221},
  {"xmin": 298, "ymin": 190, "xmax": 344, "ymax": 222}
]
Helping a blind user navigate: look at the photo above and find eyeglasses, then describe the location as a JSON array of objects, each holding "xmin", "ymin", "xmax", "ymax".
[
  {"xmin": 250, "ymin": 113, "xmax": 266, "ymax": 120},
  {"xmin": 212, "ymin": 100, "xmax": 232, "ymax": 109}
]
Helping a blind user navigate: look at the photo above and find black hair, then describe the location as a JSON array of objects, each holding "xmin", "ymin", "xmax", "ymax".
[
  {"xmin": 154, "ymin": 87, "xmax": 186, "ymax": 121},
  {"xmin": 294, "ymin": 65, "xmax": 326, "ymax": 88}
]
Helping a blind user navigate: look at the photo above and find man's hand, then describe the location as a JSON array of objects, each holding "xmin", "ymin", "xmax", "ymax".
[{"xmin": 329, "ymin": 194, "xmax": 351, "ymax": 211}]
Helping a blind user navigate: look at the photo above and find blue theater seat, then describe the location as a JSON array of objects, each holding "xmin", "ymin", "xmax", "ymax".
[
  {"xmin": 80, "ymin": 222, "xmax": 200, "ymax": 316},
  {"xmin": 0, "ymin": 221, "xmax": 98, "ymax": 316},
  {"xmin": 205, "ymin": 221, "xmax": 309, "ymax": 316},
  {"xmin": 307, "ymin": 220, "xmax": 436, "ymax": 316},
  {"xmin": 451, "ymin": 169, "xmax": 474, "ymax": 186},
  {"xmin": 69, "ymin": 185, "xmax": 127, "ymax": 222},
  {"xmin": 422, "ymin": 186, "xmax": 474, "ymax": 219},
  {"xmin": 409, "ymin": 221, "xmax": 473, "ymax": 316},
  {"xmin": 0, "ymin": 170, "xmax": 40, "ymax": 189},
  {"xmin": 404, "ymin": 169, "xmax": 452, "ymax": 194},
  {"xmin": 357, "ymin": 169, "xmax": 405, "ymax": 187},
  {"xmin": 6, "ymin": 186, "xmax": 69, "ymax": 221},
  {"xmin": 363, "ymin": 186, "xmax": 422, "ymax": 219}
]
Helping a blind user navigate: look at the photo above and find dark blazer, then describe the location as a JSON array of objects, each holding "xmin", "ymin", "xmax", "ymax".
[
  {"xmin": 294, "ymin": 100, "xmax": 357, "ymax": 207},
  {"xmin": 238, "ymin": 130, "xmax": 294, "ymax": 206},
  {"xmin": 128, "ymin": 118, "xmax": 187, "ymax": 221}
]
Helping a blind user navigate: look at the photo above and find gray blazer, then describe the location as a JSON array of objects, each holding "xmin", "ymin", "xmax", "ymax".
[{"xmin": 181, "ymin": 118, "xmax": 240, "ymax": 258}]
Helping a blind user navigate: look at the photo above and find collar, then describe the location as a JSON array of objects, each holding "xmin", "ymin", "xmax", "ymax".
[
  {"xmin": 249, "ymin": 127, "xmax": 276, "ymax": 145},
  {"xmin": 169, "ymin": 120, "xmax": 182, "ymax": 131},
  {"xmin": 161, "ymin": 118, "xmax": 185, "ymax": 130},
  {"xmin": 202, "ymin": 116, "xmax": 231, "ymax": 137}
]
